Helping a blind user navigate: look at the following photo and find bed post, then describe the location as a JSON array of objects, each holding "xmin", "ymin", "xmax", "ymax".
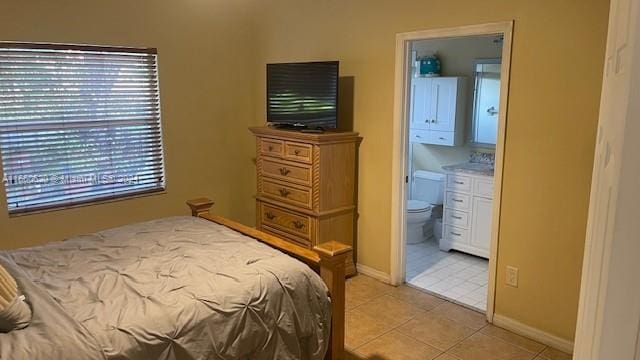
[
  {"xmin": 314, "ymin": 241, "xmax": 350, "ymax": 360},
  {"xmin": 186, "ymin": 197, "xmax": 214, "ymax": 217}
]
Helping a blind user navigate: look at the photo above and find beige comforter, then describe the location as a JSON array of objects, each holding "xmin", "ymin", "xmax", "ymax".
[{"xmin": 0, "ymin": 216, "xmax": 331, "ymax": 359}]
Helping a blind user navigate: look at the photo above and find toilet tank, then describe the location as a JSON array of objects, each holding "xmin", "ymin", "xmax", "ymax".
[{"xmin": 412, "ymin": 170, "xmax": 445, "ymax": 205}]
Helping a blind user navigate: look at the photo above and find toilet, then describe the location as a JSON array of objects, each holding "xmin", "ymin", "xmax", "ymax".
[{"xmin": 406, "ymin": 170, "xmax": 445, "ymax": 244}]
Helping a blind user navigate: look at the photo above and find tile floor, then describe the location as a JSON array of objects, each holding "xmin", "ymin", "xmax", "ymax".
[
  {"xmin": 345, "ymin": 274, "xmax": 572, "ymax": 360},
  {"xmin": 406, "ymin": 239, "xmax": 489, "ymax": 311}
]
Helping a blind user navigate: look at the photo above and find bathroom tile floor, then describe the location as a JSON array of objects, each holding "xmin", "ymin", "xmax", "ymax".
[
  {"xmin": 406, "ymin": 239, "xmax": 489, "ymax": 311},
  {"xmin": 345, "ymin": 274, "xmax": 572, "ymax": 360}
]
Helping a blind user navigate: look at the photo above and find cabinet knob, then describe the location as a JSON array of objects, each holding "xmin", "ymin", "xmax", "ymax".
[
  {"xmin": 278, "ymin": 167, "xmax": 290, "ymax": 176},
  {"xmin": 278, "ymin": 188, "xmax": 290, "ymax": 197},
  {"xmin": 268, "ymin": 145, "xmax": 274, "ymax": 151},
  {"xmin": 293, "ymin": 149, "xmax": 300, "ymax": 156},
  {"xmin": 425, "ymin": 119, "xmax": 429, "ymax": 123},
  {"xmin": 431, "ymin": 119, "xmax": 436, "ymax": 123},
  {"xmin": 291, "ymin": 220, "xmax": 305, "ymax": 229},
  {"xmin": 265, "ymin": 212, "xmax": 276, "ymax": 220}
]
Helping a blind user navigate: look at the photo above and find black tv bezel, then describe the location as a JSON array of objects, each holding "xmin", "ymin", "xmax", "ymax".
[{"xmin": 266, "ymin": 60, "xmax": 339, "ymax": 130}]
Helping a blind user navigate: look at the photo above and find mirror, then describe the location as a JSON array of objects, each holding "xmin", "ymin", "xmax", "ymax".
[{"xmin": 471, "ymin": 59, "xmax": 501, "ymax": 146}]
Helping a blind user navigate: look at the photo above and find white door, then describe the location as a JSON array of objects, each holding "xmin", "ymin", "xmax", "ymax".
[
  {"xmin": 573, "ymin": 0, "xmax": 640, "ymax": 358},
  {"xmin": 410, "ymin": 77, "xmax": 431, "ymax": 130},
  {"xmin": 470, "ymin": 196, "xmax": 492, "ymax": 255},
  {"xmin": 430, "ymin": 77, "xmax": 457, "ymax": 132}
]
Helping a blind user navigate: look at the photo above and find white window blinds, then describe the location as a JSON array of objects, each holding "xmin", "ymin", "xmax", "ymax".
[{"xmin": 0, "ymin": 43, "xmax": 165, "ymax": 214}]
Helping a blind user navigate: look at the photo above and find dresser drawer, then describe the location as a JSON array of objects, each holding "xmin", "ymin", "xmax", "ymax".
[
  {"xmin": 260, "ymin": 225, "xmax": 311, "ymax": 249},
  {"xmin": 260, "ymin": 179, "xmax": 312, "ymax": 209},
  {"xmin": 444, "ymin": 225, "xmax": 469, "ymax": 243},
  {"xmin": 259, "ymin": 138, "xmax": 284, "ymax": 157},
  {"xmin": 261, "ymin": 158, "xmax": 312, "ymax": 186},
  {"xmin": 284, "ymin": 141, "xmax": 313, "ymax": 163},
  {"xmin": 474, "ymin": 178, "xmax": 494, "ymax": 198},
  {"xmin": 446, "ymin": 174, "xmax": 472, "ymax": 193},
  {"xmin": 445, "ymin": 191, "xmax": 471, "ymax": 211},
  {"xmin": 260, "ymin": 203, "xmax": 312, "ymax": 239},
  {"xmin": 444, "ymin": 208, "xmax": 470, "ymax": 229}
]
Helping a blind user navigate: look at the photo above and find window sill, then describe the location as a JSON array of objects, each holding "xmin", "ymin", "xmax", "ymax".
[{"xmin": 7, "ymin": 188, "xmax": 167, "ymax": 218}]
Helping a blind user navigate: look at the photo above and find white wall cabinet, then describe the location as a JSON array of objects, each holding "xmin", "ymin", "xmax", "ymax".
[
  {"xmin": 409, "ymin": 77, "xmax": 466, "ymax": 146},
  {"xmin": 441, "ymin": 171, "xmax": 493, "ymax": 258}
]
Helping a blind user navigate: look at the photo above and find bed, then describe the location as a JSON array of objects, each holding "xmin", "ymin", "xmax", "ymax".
[{"xmin": 0, "ymin": 198, "xmax": 349, "ymax": 360}]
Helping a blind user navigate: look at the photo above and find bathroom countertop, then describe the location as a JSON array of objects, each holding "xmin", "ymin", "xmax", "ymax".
[{"xmin": 442, "ymin": 162, "xmax": 495, "ymax": 177}]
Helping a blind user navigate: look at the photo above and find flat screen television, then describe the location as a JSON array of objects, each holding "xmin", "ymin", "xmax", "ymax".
[{"xmin": 267, "ymin": 61, "xmax": 339, "ymax": 130}]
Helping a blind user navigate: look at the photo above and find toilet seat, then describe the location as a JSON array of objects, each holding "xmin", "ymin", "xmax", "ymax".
[{"xmin": 407, "ymin": 200, "xmax": 432, "ymax": 213}]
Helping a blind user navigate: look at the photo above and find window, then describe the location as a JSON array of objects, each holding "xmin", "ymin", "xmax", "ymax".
[{"xmin": 0, "ymin": 43, "xmax": 165, "ymax": 214}]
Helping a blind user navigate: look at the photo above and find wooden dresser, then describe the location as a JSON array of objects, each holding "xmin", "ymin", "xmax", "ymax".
[{"xmin": 250, "ymin": 127, "xmax": 361, "ymax": 276}]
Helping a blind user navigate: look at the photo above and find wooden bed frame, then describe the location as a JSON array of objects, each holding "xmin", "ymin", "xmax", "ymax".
[{"xmin": 187, "ymin": 198, "xmax": 350, "ymax": 360}]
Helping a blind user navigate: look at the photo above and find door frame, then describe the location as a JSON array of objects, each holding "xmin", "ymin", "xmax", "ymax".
[{"xmin": 389, "ymin": 21, "xmax": 514, "ymax": 321}]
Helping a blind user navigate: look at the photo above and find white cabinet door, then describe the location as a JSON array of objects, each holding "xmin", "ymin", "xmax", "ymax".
[
  {"xmin": 471, "ymin": 196, "xmax": 493, "ymax": 253},
  {"xmin": 473, "ymin": 178, "xmax": 494, "ymax": 197},
  {"xmin": 410, "ymin": 78, "xmax": 431, "ymax": 130},
  {"xmin": 429, "ymin": 77, "xmax": 457, "ymax": 132}
]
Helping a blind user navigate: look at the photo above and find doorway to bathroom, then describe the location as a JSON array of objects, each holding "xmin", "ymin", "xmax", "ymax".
[{"xmin": 390, "ymin": 22, "xmax": 513, "ymax": 319}]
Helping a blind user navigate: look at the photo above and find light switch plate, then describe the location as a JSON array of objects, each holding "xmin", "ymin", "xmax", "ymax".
[{"xmin": 506, "ymin": 266, "xmax": 519, "ymax": 287}]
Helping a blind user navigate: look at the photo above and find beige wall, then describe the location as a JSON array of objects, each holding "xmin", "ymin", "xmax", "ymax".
[
  {"xmin": 412, "ymin": 36, "xmax": 501, "ymax": 77},
  {"xmin": 410, "ymin": 36, "xmax": 500, "ymax": 174},
  {"xmin": 0, "ymin": 0, "xmax": 258, "ymax": 249},
  {"xmin": 249, "ymin": 0, "xmax": 609, "ymax": 341},
  {"xmin": 411, "ymin": 144, "xmax": 476, "ymax": 173}
]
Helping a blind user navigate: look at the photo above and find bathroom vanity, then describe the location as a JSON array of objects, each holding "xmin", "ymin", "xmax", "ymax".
[{"xmin": 440, "ymin": 164, "xmax": 494, "ymax": 258}]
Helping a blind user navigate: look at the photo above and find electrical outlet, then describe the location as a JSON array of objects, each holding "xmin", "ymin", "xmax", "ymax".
[{"xmin": 506, "ymin": 266, "xmax": 519, "ymax": 287}]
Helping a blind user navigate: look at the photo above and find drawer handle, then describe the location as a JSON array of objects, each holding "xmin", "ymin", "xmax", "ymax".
[
  {"xmin": 265, "ymin": 212, "xmax": 276, "ymax": 220},
  {"xmin": 279, "ymin": 167, "xmax": 291, "ymax": 176},
  {"xmin": 291, "ymin": 220, "xmax": 305, "ymax": 229},
  {"xmin": 439, "ymin": 137, "xmax": 446, "ymax": 140},
  {"xmin": 451, "ymin": 232, "xmax": 462, "ymax": 237},
  {"xmin": 454, "ymin": 181, "xmax": 465, "ymax": 185},
  {"xmin": 452, "ymin": 215, "xmax": 463, "ymax": 220},
  {"xmin": 278, "ymin": 188, "xmax": 290, "ymax": 197},
  {"xmin": 268, "ymin": 145, "xmax": 274, "ymax": 151},
  {"xmin": 293, "ymin": 149, "xmax": 301, "ymax": 156},
  {"xmin": 452, "ymin": 199, "xmax": 463, "ymax": 203}
]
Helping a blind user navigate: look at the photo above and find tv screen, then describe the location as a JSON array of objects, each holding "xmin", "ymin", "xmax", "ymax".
[{"xmin": 267, "ymin": 61, "xmax": 339, "ymax": 129}]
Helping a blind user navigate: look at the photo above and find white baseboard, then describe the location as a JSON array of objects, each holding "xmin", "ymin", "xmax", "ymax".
[
  {"xmin": 356, "ymin": 264, "xmax": 392, "ymax": 284},
  {"xmin": 492, "ymin": 313, "xmax": 574, "ymax": 354}
]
